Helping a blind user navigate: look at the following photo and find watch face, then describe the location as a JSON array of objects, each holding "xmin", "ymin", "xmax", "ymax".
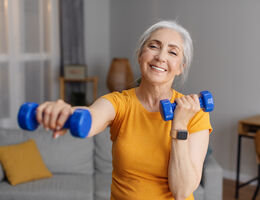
[{"xmin": 177, "ymin": 131, "xmax": 188, "ymax": 140}]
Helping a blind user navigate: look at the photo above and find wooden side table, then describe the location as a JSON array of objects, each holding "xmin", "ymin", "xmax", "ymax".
[
  {"xmin": 59, "ymin": 77, "xmax": 98, "ymax": 102},
  {"xmin": 235, "ymin": 115, "xmax": 260, "ymax": 199}
]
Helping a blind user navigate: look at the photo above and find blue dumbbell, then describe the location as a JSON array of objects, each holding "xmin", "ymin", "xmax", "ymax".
[
  {"xmin": 160, "ymin": 90, "xmax": 214, "ymax": 121},
  {"xmin": 17, "ymin": 102, "xmax": 92, "ymax": 138}
]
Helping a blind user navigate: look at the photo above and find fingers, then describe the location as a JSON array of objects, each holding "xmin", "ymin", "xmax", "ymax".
[
  {"xmin": 173, "ymin": 94, "xmax": 201, "ymax": 129},
  {"xmin": 57, "ymin": 107, "xmax": 73, "ymax": 129},
  {"xmin": 175, "ymin": 94, "xmax": 200, "ymax": 112},
  {"xmin": 43, "ymin": 104, "xmax": 53, "ymax": 130},
  {"xmin": 36, "ymin": 101, "xmax": 51, "ymax": 126},
  {"xmin": 190, "ymin": 94, "xmax": 200, "ymax": 112},
  {"xmin": 50, "ymin": 101, "xmax": 72, "ymax": 130},
  {"xmin": 53, "ymin": 129, "xmax": 67, "ymax": 139},
  {"xmin": 36, "ymin": 99, "xmax": 72, "ymax": 131}
]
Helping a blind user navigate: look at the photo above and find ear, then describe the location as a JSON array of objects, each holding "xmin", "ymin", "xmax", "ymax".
[{"xmin": 176, "ymin": 63, "xmax": 186, "ymax": 76}]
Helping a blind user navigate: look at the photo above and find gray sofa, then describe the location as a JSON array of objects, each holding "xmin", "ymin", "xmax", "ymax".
[{"xmin": 0, "ymin": 127, "xmax": 223, "ymax": 200}]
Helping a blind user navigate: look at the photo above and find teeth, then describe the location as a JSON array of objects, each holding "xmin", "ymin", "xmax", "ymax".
[{"xmin": 151, "ymin": 65, "xmax": 165, "ymax": 72}]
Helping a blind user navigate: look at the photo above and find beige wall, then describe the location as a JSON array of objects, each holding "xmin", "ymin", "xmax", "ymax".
[{"xmin": 84, "ymin": 0, "xmax": 111, "ymax": 101}]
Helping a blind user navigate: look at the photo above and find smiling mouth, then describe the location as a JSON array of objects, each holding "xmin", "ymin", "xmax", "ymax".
[{"xmin": 150, "ymin": 65, "xmax": 167, "ymax": 72}]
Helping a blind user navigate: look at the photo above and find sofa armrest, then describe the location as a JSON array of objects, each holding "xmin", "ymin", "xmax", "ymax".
[{"xmin": 201, "ymin": 154, "xmax": 223, "ymax": 200}]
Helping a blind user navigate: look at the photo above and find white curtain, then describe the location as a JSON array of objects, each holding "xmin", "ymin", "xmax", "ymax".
[{"xmin": 0, "ymin": 0, "xmax": 60, "ymax": 128}]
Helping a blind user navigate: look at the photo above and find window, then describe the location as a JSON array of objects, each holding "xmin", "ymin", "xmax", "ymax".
[{"xmin": 0, "ymin": 0, "xmax": 60, "ymax": 128}]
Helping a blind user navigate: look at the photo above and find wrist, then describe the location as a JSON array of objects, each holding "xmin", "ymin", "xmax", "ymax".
[{"xmin": 172, "ymin": 120, "xmax": 188, "ymax": 130}]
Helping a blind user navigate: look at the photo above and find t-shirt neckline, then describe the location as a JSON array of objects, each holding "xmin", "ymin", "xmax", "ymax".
[{"xmin": 132, "ymin": 87, "xmax": 175, "ymax": 116}]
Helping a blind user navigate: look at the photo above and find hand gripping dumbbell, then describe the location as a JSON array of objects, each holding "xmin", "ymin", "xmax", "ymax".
[
  {"xmin": 17, "ymin": 102, "xmax": 92, "ymax": 138},
  {"xmin": 159, "ymin": 90, "xmax": 214, "ymax": 121}
]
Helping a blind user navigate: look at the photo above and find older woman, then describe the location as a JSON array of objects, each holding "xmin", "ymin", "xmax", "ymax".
[{"xmin": 37, "ymin": 20, "xmax": 212, "ymax": 200}]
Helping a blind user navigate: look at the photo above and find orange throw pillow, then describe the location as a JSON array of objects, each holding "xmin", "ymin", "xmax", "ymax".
[{"xmin": 0, "ymin": 139, "xmax": 52, "ymax": 185}]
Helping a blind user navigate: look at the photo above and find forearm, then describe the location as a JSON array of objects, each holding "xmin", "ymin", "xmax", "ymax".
[
  {"xmin": 72, "ymin": 106, "xmax": 106, "ymax": 137},
  {"xmin": 166, "ymin": 94, "xmax": 208, "ymax": 199},
  {"xmin": 168, "ymin": 137, "xmax": 201, "ymax": 199}
]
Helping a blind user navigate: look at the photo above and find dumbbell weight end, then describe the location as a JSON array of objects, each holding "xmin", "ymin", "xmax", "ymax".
[
  {"xmin": 17, "ymin": 102, "xmax": 92, "ymax": 138},
  {"xmin": 18, "ymin": 102, "xmax": 39, "ymax": 131}
]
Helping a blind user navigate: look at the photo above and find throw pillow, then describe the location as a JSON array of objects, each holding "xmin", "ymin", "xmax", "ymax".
[
  {"xmin": 0, "ymin": 139, "xmax": 52, "ymax": 185},
  {"xmin": 0, "ymin": 128, "xmax": 94, "ymax": 175}
]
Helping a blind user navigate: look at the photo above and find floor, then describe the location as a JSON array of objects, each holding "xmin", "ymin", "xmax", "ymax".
[{"xmin": 223, "ymin": 179, "xmax": 260, "ymax": 200}]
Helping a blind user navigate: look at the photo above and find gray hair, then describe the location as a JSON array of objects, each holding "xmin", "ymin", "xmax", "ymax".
[{"xmin": 135, "ymin": 20, "xmax": 193, "ymax": 82}]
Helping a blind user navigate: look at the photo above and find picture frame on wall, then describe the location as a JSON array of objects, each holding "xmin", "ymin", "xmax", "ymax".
[{"xmin": 64, "ymin": 65, "xmax": 86, "ymax": 80}]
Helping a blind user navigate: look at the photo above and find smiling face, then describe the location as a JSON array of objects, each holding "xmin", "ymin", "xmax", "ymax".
[{"xmin": 138, "ymin": 28, "xmax": 185, "ymax": 86}]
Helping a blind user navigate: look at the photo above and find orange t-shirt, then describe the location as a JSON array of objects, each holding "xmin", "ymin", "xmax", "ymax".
[{"xmin": 102, "ymin": 88, "xmax": 212, "ymax": 200}]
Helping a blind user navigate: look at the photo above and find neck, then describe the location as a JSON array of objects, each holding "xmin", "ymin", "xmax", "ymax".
[{"xmin": 136, "ymin": 80, "xmax": 173, "ymax": 112}]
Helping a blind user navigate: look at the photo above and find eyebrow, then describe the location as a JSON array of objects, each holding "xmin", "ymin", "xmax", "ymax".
[{"xmin": 149, "ymin": 39, "xmax": 181, "ymax": 51}]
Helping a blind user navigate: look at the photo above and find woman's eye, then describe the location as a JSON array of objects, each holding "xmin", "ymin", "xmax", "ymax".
[
  {"xmin": 170, "ymin": 51, "xmax": 177, "ymax": 56},
  {"xmin": 149, "ymin": 45, "xmax": 158, "ymax": 49}
]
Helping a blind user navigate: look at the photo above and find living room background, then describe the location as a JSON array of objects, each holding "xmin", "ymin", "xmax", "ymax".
[{"xmin": 1, "ymin": 0, "xmax": 260, "ymax": 189}]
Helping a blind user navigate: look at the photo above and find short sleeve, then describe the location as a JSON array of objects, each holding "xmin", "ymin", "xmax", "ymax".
[
  {"xmin": 188, "ymin": 109, "xmax": 213, "ymax": 134},
  {"xmin": 102, "ymin": 91, "xmax": 127, "ymax": 141}
]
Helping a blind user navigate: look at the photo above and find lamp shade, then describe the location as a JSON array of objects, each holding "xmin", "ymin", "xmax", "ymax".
[{"xmin": 106, "ymin": 58, "xmax": 134, "ymax": 92}]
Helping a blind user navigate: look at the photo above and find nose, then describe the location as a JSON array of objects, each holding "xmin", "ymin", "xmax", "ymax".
[{"xmin": 155, "ymin": 50, "xmax": 167, "ymax": 63}]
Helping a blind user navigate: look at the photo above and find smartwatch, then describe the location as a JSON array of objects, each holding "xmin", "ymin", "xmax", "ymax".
[{"xmin": 171, "ymin": 130, "xmax": 188, "ymax": 140}]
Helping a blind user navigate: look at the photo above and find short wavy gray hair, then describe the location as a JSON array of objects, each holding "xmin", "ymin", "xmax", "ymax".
[{"xmin": 136, "ymin": 20, "xmax": 193, "ymax": 82}]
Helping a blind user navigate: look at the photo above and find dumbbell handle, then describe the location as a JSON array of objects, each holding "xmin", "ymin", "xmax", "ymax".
[
  {"xmin": 171, "ymin": 97, "xmax": 206, "ymax": 113},
  {"xmin": 160, "ymin": 90, "xmax": 214, "ymax": 121},
  {"xmin": 17, "ymin": 102, "xmax": 92, "ymax": 138}
]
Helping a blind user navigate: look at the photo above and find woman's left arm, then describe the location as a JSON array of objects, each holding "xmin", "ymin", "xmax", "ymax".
[{"xmin": 168, "ymin": 129, "xmax": 209, "ymax": 200}]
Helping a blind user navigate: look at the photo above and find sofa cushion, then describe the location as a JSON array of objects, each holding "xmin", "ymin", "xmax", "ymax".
[
  {"xmin": 0, "ymin": 173, "xmax": 93, "ymax": 200},
  {"xmin": 0, "ymin": 164, "xmax": 4, "ymax": 181},
  {"xmin": 202, "ymin": 154, "xmax": 223, "ymax": 200},
  {"xmin": 94, "ymin": 127, "xmax": 112, "ymax": 173},
  {"xmin": 0, "ymin": 128, "xmax": 94, "ymax": 175},
  {"xmin": 193, "ymin": 185, "xmax": 204, "ymax": 200},
  {"xmin": 0, "ymin": 139, "xmax": 52, "ymax": 185},
  {"xmin": 94, "ymin": 173, "xmax": 112, "ymax": 200}
]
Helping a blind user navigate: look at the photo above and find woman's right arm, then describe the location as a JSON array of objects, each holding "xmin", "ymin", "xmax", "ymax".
[{"xmin": 36, "ymin": 97, "xmax": 115, "ymax": 138}]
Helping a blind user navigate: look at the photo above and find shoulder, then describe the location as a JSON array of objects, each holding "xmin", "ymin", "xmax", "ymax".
[
  {"xmin": 101, "ymin": 88, "xmax": 135, "ymax": 112},
  {"xmin": 102, "ymin": 88, "xmax": 135, "ymax": 101}
]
